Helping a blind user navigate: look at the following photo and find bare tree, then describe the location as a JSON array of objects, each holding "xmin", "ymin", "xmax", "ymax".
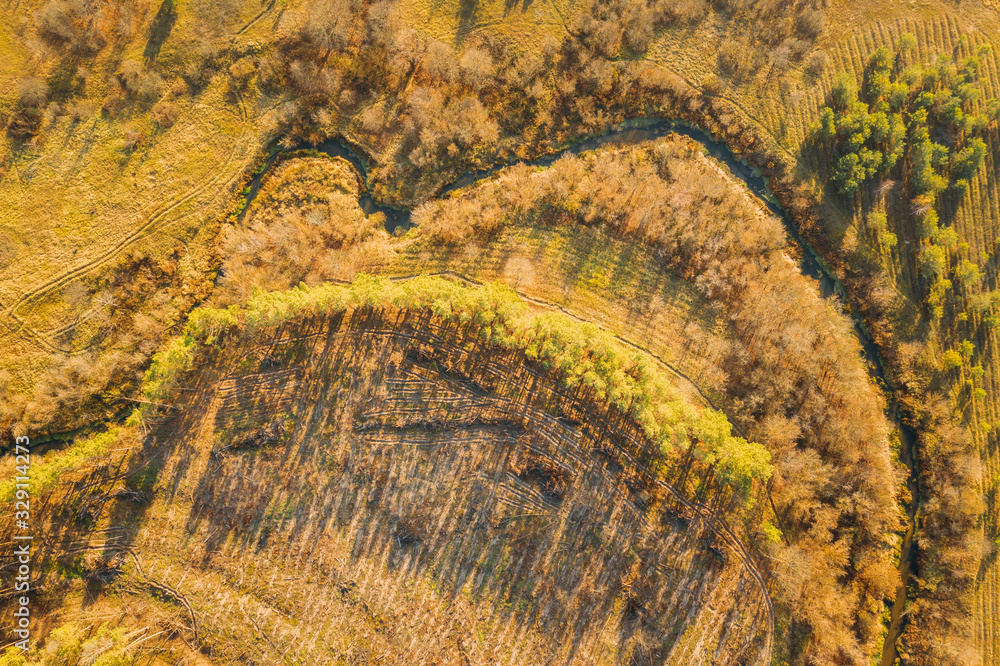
[{"xmin": 305, "ymin": 0, "xmax": 356, "ymax": 67}]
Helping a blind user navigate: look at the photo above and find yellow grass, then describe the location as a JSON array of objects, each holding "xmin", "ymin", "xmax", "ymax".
[
  {"xmin": 0, "ymin": 0, "xmax": 299, "ymax": 399},
  {"xmin": 398, "ymin": 0, "xmax": 574, "ymax": 52}
]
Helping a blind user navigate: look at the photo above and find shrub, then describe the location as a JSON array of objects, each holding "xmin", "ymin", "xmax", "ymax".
[
  {"xmin": 137, "ymin": 71, "xmax": 164, "ymax": 101},
  {"xmin": 102, "ymin": 92, "xmax": 125, "ymax": 118},
  {"xmin": 795, "ymin": 9, "xmax": 825, "ymax": 39},
  {"xmin": 122, "ymin": 125, "xmax": 143, "ymax": 151},
  {"xmin": 804, "ymin": 50, "xmax": 828, "ymax": 79},
  {"xmin": 152, "ymin": 100, "xmax": 180, "ymax": 128},
  {"xmin": 17, "ymin": 78, "xmax": 49, "ymax": 108},
  {"xmin": 39, "ymin": 0, "xmax": 107, "ymax": 54},
  {"xmin": 67, "ymin": 99, "xmax": 96, "ymax": 121},
  {"xmin": 831, "ymin": 71, "xmax": 858, "ymax": 108}
]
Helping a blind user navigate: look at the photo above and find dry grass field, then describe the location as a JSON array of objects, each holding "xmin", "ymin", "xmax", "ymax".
[
  {"xmin": 396, "ymin": 0, "xmax": 573, "ymax": 52},
  {"xmin": 0, "ymin": 0, "xmax": 300, "ymax": 432}
]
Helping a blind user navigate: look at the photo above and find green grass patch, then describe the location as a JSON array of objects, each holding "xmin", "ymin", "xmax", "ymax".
[{"xmin": 0, "ymin": 428, "xmax": 120, "ymax": 505}]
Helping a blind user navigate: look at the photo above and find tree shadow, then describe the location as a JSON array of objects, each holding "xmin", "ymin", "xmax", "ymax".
[
  {"xmin": 144, "ymin": 0, "xmax": 178, "ymax": 63},
  {"xmin": 455, "ymin": 0, "xmax": 481, "ymax": 48},
  {"xmin": 503, "ymin": 0, "xmax": 534, "ymax": 17},
  {"xmin": 19, "ymin": 308, "xmax": 768, "ymax": 659}
]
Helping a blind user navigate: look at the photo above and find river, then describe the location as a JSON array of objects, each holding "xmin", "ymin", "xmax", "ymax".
[{"xmin": 241, "ymin": 118, "xmax": 920, "ymax": 663}]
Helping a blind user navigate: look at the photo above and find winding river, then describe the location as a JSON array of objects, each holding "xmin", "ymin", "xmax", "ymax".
[{"xmin": 242, "ymin": 118, "xmax": 920, "ymax": 664}]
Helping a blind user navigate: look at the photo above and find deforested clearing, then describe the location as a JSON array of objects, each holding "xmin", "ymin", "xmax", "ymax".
[{"xmin": 12, "ymin": 280, "xmax": 774, "ymax": 664}]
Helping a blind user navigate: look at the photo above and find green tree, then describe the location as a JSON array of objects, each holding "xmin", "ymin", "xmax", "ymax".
[
  {"xmin": 896, "ymin": 33, "xmax": 917, "ymax": 54},
  {"xmin": 761, "ymin": 521, "xmax": 783, "ymax": 544},
  {"xmin": 930, "ymin": 141, "xmax": 950, "ymax": 168},
  {"xmin": 866, "ymin": 70, "xmax": 891, "ymax": 102},
  {"xmin": 816, "ymin": 107, "xmax": 836, "ymax": 140},
  {"xmin": 715, "ymin": 436, "xmax": 772, "ymax": 497},
  {"xmin": 931, "ymin": 224, "xmax": 958, "ymax": 248},
  {"xmin": 901, "ymin": 65, "xmax": 922, "ymax": 87},
  {"xmin": 858, "ymin": 147, "xmax": 883, "ymax": 178},
  {"xmin": 953, "ymin": 137, "xmax": 987, "ymax": 181},
  {"xmin": 964, "ymin": 114, "xmax": 989, "ymax": 133},
  {"xmin": 886, "ymin": 113, "xmax": 906, "ymax": 167},
  {"xmin": 915, "ymin": 90, "xmax": 936, "ymax": 111},
  {"xmin": 956, "ymin": 82, "xmax": 980, "ymax": 104},
  {"xmin": 910, "ymin": 130, "xmax": 947, "ymax": 197},
  {"xmin": 868, "ymin": 111, "xmax": 890, "ymax": 144},
  {"xmin": 869, "ymin": 46, "xmax": 893, "ymax": 75},
  {"xmin": 934, "ymin": 93, "xmax": 965, "ymax": 128},
  {"xmin": 832, "ymin": 71, "xmax": 858, "ymax": 108},
  {"xmin": 867, "ymin": 212, "xmax": 888, "ymax": 232},
  {"xmin": 834, "ymin": 152, "xmax": 866, "ymax": 196},
  {"xmin": 887, "ymin": 82, "xmax": 909, "ymax": 110},
  {"xmin": 927, "ymin": 278, "xmax": 951, "ymax": 320},
  {"xmin": 918, "ymin": 208, "xmax": 939, "ymax": 240},
  {"xmin": 839, "ymin": 101, "xmax": 871, "ymax": 148},
  {"xmin": 880, "ymin": 231, "xmax": 897, "ymax": 250},
  {"xmin": 919, "ymin": 244, "xmax": 947, "ymax": 279},
  {"xmin": 691, "ymin": 409, "xmax": 733, "ymax": 460},
  {"xmin": 989, "ymin": 100, "xmax": 1000, "ymax": 122},
  {"xmin": 955, "ymin": 259, "xmax": 982, "ymax": 290}
]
